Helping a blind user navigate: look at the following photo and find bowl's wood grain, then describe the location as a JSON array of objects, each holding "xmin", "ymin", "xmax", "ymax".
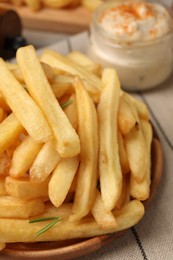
[{"xmin": 1, "ymin": 128, "xmax": 163, "ymax": 260}]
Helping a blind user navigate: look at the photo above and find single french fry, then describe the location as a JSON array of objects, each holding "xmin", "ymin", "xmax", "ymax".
[
  {"xmin": 49, "ymin": 156, "xmax": 79, "ymax": 208},
  {"xmin": 130, "ymin": 120, "xmax": 152, "ymax": 200},
  {"xmin": 0, "ymin": 178, "xmax": 7, "ymax": 196},
  {"xmin": 42, "ymin": 0, "xmax": 72, "ymax": 8},
  {"xmin": 67, "ymin": 51, "xmax": 102, "ymax": 76},
  {"xmin": 5, "ymin": 176, "xmax": 49, "ymax": 200},
  {"xmin": 23, "ymin": 0, "xmax": 41, "ymax": 10},
  {"xmin": 0, "ymin": 58, "xmax": 52, "ymax": 143},
  {"xmin": 70, "ymin": 77, "xmax": 98, "ymax": 222},
  {"xmin": 30, "ymin": 141, "xmax": 61, "ymax": 182},
  {"xmin": 0, "ymin": 243, "xmax": 6, "ymax": 251},
  {"xmin": 118, "ymin": 95, "xmax": 138, "ymax": 135},
  {"xmin": 0, "ymin": 113, "xmax": 24, "ymax": 156},
  {"xmin": 0, "ymin": 93, "xmax": 10, "ymax": 112},
  {"xmin": 124, "ymin": 121, "xmax": 147, "ymax": 182},
  {"xmin": 6, "ymin": 139, "xmax": 21, "ymax": 158},
  {"xmin": 91, "ymin": 190, "xmax": 117, "ymax": 228},
  {"xmin": 116, "ymin": 175, "xmax": 130, "ymax": 210},
  {"xmin": 0, "ymin": 152, "xmax": 11, "ymax": 177},
  {"xmin": 81, "ymin": 0, "xmax": 103, "ymax": 10},
  {"xmin": 124, "ymin": 93, "xmax": 150, "ymax": 121},
  {"xmin": 97, "ymin": 68, "xmax": 122, "ymax": 212},
  {"xmin": 118, "ymin": 131, "xmax": 130, "ymax": 175},
  {"xmin": 63, "ymin": 94, "xmax": 78, "ymax": 130},
  {"xmin": 0, "ymin": 200, "xmax": 144, "ymax": 243},
  {"xmin": 67, "ymin": 51, "xmax": 96, "ymax": 67},
  {"xmin": 29, "ymin": 141, "xmax": 61, "ymax": 182},
  {"xmin": 17, "ymin": 45, "xmax": 80, "ymax": 158},
  {"xmin": 0, "ymin": 108, "xmax": 6, "ymax": 123},
  {"xmin": 11, "ymin": 0, "xmax": 23, "ymax": 6},
  {"xmin": 5, "ymin": 62, "xmax": 18, "ymax": 70},
  {"xmin": 41, "ymin": 202, "xmax": 72, "ymax": 220},
  {"xmin": 51, "ymin": 75, "xmax": 74, "ymax": 99},
  {"xmin": 0, "ymin": 196, "xmax": 45, "ymax": 219},
  {"xmin": 40, "ymin": 49, "xmax": 101, "ymax": 103},
  {"xmin": 12, "ymin": 62, "xmax": 55, "ymax": 84},
  {"xmin": 9, "ymin": 136, "xmax": 43, "ymax": 178}
]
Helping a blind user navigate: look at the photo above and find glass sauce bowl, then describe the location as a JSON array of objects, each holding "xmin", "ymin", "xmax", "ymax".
[{"xmin": 89, "ymin": 0, "xmax": 173, "ymax": 91}]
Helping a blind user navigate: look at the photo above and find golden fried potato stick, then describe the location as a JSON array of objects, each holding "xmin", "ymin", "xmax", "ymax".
[
  {"xmin": 124, "ymin": 93, "xmax": 150, "ymax": 121},
  {"xmin": 91, "ymin": 190, "xmax": 117, "ymax": 229},
  {"xmin": 0, "ymin": 59, "xmax": 52, "ymax": 143},
  {"xmin": 49, "ymin": 156, "xmax": 79, "ymax": 208},
  {"xmin": 30, "ymin": 141, "xmax": 61, "ymax": 182},
  {"xmin": 118, "ymin": 94, "xmax": 138, "ymax": 135},
  {"xmin": 17, "ymin": 46, "xmax": 80, "ymax": 158},
  {"xmin": 6, "ymin": 139, "xmax": 21, "ymax": 158},
  {"xmin": 40, "ymin": 49, "xmax": 101, "ymax": 103},
  {"xmin": 70, "ymin": 77, "xmax": 98, "ymax": 222},
  {"xmin": 0, "ymin": 200, "xmax": 144, "ymax": 243},
  {"xmin": 115, "ymin": 175, "xmax": 130, "ymax": 210},
  {"xmin": 0, "ymin": 178, "xmax": 7, "ymax": 196},
  {"xmin": 51, "ymin": 75, "xmax": 74, "ymax": 99},
  {"xmin": 124, "ymin": 120, "xmax": 147, "ymax": 182},
  {"xmin": 0, "ymin": 196, "xmax": 45, "ymax": 219},
  {"xmin": 42, "ymin": 0, "xmax": 72, "ymax": 8},
  {"xmin": 0, "ymin": 93, "xmax": 10, "ymax": 112},
  {"xmin": 0, "ymin": 243, "xmax": 5, "ymax": 251},
  {"xmin": 10, "ymin": 0, "xmax": 23, "ymax": 6},
  {"xmin": 5, "ymin": 176, "xmax": 49, "ymax": 200},
  {"xmin": 0, "ymin": 113, "xmax": 24, "ymax": 156},
  {"xmin": 12, "ymin": 62, "xmax": 55, "ymax": 84},
  {"xmin": 130, "ymin": 120, "xmax": 152, "ymax": 200},
  {"xmin": 118, "ymin": 131, "xmax": 130, "ymax": 175},
  {"xmin": 67, "ymin": 51, "xmax": 102, "ymax": 76},
  {"xmin": 0, "ymin": 152, "xmax": 11, "ymax": 177},
  {"xmin": 81, "ymin": 0, "xmax": 103, "ymax": 10},
  {"xmin": 9, "ymin": 136, "xmax": 43, "ymax": 178},
  {"xmin": 0, "ymin": 108, "xmax": 6, "ymax": 123},
  {"xmin": 23, "ymin": 0, "xmax": 41, "ymax": 10},
  {"xmin": 63, "ymin": 94, "xmax": 78, "ymax": 130},
  {"xmin": 97, "ymin": 68, "xmax": 122, "ymax": 212}
]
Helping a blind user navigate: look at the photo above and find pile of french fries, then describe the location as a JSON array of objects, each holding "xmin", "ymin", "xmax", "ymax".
[
  {"xmin": 0, "ymin": 0, "xmax": 105, "ymax": 11},
  {"xmin": 0, "ymin": 45, "xmax": 152, "ymax": 251}
]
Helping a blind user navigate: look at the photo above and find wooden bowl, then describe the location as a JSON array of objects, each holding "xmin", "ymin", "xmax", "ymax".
[{"xmin": 1, "ymin": 125, "xmax": 163, "ymax": 260}]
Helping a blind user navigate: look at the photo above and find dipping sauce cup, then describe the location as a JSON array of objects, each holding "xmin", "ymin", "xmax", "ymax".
[{"xmin": 89, "ymin": 0, "xmax": 173, "ymax": 91}]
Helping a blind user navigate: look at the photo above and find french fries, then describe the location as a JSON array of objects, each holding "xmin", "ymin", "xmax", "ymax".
[
  {"xmin": 130, "ymin": 120, "xmax": 152, "ymax": 200},
  {"xmin": 9, "ymin": 136, "xmax": 43, "ymax": 178},
  {"xmin": 97, "ymin": 68, "xmax": 122, "ymax": 212},
  {"xmin": 5, "ymin": 0, "xmax": 104, "ymax": 11},
  {"xmin": 17, "ymin": 46, "xmax": 80, "ymax": 158},
  {"xmin": 91, "ymin": 190, "xmax": 117, "ymax": 228},
  {"xmin": 0, "ymin": 178, "xmax": 7, "ymax": 196},
  {"xmin": 0, "ymin": 113, "xmax": 24, "ymax": 156},
  {"xmin": 49, "ymin": 156, "xmax": 79, "ymax": 208},
  {"xmin": 30, "ymin": 141, "xmax": 61, "ymax": 182},
  {"xmin": 0, "ymin": 46, "xmax": 152, "ymax": 252},
  {"xmin": 0, "ymin": 59, "xmax": 53, "ymax": 143},
  {"xmin": 0, "ymin": 200, "xmax": 144, "ymax": 243},
  {"xmin": 0, "ymin": 196, "xmax": 45, "ymax": 219},
  {"xmin": 70, "ymin": 77, "xmax": 98, "ymax": 222},
  {"xmin": 40, "ymin": 49, "xmax": 101, "ymax": 103},
  {"xmin": 5, "ymin": 176, "xmax": 49, "ymax": 200}
]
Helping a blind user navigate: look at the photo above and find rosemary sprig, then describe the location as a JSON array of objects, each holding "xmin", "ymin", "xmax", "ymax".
[
  {"xmin": 60, "ymin": 99, "xmax": 73, "ymax": 109},
  {"xmin": 29, "ymin": 216, "xmax": 62, "ymax": 237}
]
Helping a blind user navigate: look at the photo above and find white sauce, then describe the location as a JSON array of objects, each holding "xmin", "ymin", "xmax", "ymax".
[
  {"xmin": 99, "ymin": 1, "xmax": 173, "ymax": 42},
  {"xmin": 89, "ymin": 1, "xmax": 173, "ymax": 90}
]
